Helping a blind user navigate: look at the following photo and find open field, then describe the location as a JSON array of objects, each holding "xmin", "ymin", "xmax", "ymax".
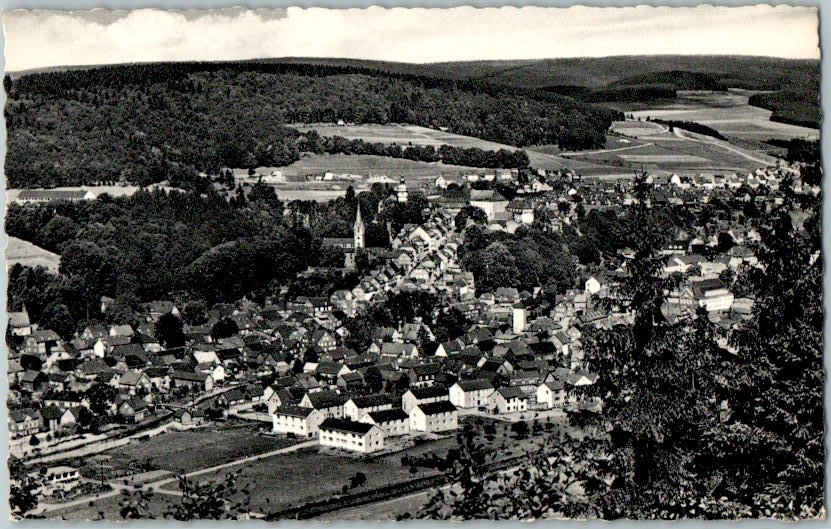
[
  {"xmin": 156, "ymin": 442, "xmax": 449, "ymax": 513},
  {"xmin": 295, "ymin": 123, "xmax": 518, "ymax": 151},
  {"xmin": 50, "ymin": 414, "xmax": 567, "ymax": 520},
  {"xmin": 76, "ymin": 422, "xmax": 294, "ymax": 477},
  {"xmin": 6, "ymin": 236, "xmax": 61, "ymax": 272},
  {"xmin": 160, "ymin": 415, "xmax": 563, "ymax": 516},
  {"xmin": 277, "ymin": 153, "xmax": 477, "ymax": 179},
  {"xmin": 592, "ymin": 115, "xmax": 778, "ymax": 173},
  {"xmin": 627, "ymin": 90, "xmax": 820, "ymax": 146},
  {"xmin": 47, "ymin": 491, "xmax": 173, "ymax": 521},
  {"xmin": 294, "ymin": 123, "xmax": 621, "ymax": 174}
]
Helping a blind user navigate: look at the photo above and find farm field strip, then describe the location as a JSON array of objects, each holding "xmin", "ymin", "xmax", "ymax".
[{"xmin": 6, "ymin": 236, "xmax": 61, "ymax": 273}]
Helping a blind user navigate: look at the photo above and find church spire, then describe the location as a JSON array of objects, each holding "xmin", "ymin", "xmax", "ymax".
[{"xmin": 353, "ymin": 205, "xmax": 365, "ymax": 250}]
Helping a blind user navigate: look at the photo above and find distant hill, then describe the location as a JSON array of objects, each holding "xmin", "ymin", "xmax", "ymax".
[{"xmin": 4, "ymin": 60, "xmax": 620, "ymax": 189}]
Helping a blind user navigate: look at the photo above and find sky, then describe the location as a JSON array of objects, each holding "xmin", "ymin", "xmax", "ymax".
[{"xmin": 2, "ymin": 5, "xmax": 820, "ymax": 72}]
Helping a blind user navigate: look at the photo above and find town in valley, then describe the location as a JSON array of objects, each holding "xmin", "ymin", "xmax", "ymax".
[{"xmin": 4, "ymin": 8, "xmax": 823, "ymax": 522}]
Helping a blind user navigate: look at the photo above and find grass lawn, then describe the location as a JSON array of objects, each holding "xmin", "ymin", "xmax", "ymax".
[
  {"xmin": 158, "ymin": 415, "xmax": 565, "ymax": 516},
  {"xmin": 47, "ymin": 491, "xmax": 174, "ymax": 521},
  {"xmin": 83, "ymin": 421, "xmax": 294, "ymax": 476},
  {"xmin": 6, "ymin": 236, "xmax": 61, "ymax": 273},
  {"xmin": 277, "ymin": 153, "xmax": 477, "ymax": 178}
]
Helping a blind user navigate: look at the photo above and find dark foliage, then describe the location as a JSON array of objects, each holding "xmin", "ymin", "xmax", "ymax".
[
  {"xmin": 5, "ymin": 61, "xmax": 619, "ymax": 188},
  {"xmin": 650, "ymin": 119, "xmax": 727, "ymax": 140}
]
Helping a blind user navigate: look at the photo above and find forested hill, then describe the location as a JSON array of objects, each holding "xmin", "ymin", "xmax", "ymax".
[{"xmin": 4, "ymin": 61, "xmax": 620, "ymax": 189}]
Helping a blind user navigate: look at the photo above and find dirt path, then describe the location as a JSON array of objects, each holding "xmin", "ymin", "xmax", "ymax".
[
  {"xmin": 35, "ymin": 439, "xmax": 318, "ymax": 516},
  {"xmin": 149, "ymin": 439, "xmax": 318, "ymax": 492},
  {"xmin": 560, "ymin": 142, "xmax": 654, "ymax": 157},
  {"xmin": 672, "ymin": 128, "xmax": 773, "ymax": 166}
]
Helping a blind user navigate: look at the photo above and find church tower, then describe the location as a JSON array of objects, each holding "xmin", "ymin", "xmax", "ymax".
[{"xmin": 353, "ymin": 205, "xmax": 365, "ymax": 250}]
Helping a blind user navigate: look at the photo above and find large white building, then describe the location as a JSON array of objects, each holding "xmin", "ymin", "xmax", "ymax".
[
  {"xmin": 360, "ymin": 409, "xmax": 410, "ymax": 436},
  {"xmin": 402, "ymin": 386, "xmax": 450, "ymax": 414},
  {"xmin": 469, "ymin": 189, "xmax": 508, "ymax": 221},
  {"xmin": 449, "ymin": 379, "xmax": 494, "ymax": 409},
  {"xmin": 271, "ymin": 405, "xmax": 325, "ymax": 438},
  {"xmin": 319, "ymin": 418, "xmax": 385, "ymax": 454},
  {"xmin": 409, "ymin": 401, "xmax": 458, "ymax": 433},
  {"xmin": 536, "ymin": 380, "xmax": 567, "ymax": 409}
]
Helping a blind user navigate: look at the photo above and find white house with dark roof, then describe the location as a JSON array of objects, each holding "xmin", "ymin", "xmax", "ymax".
[
  {"xmin": 449, "ymin": 379, "xmax": 494, "ymax": 408},
  {"xmin": 402, "ymin": 386, "xmax": 450, "ymax": 413},
  {"xmin": 536, "ymin": 380, "xmax": 567, "ymax": 409},
  {"xmin": 319, "ymin": 418, "xmax": 385, "ymax": 454},
  {"xmin": 359, "ymin": 408, "xmax": 410, "ymax": 436},
  {"xmin": 487, "ymin": 386, "xmax": 529, "ymax": 414},
  {"xmin": 271, "ymin": 405, "xmax": 325, "ymax": 437},
  {"xmin": 409, "ymin": 401, "xmax": 459, "ymax": 432},
  {"xmin": 343, "ymin": 394, "xmax": 394, "ymax": 420}
]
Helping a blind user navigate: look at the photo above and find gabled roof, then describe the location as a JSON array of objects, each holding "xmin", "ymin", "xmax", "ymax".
[
  {"xmin": 172, "ymin": 370, "xmax": 209, "ymax": 382},
  {"xmin": 456, "ymin": 379, "xmax": 494, "ymax": 392},
  {"xmin": 119, "ymin": 371, "xmax": 148, "ymax": 386},
  {"xmin": 349, "ymin": 393, "xmax": 392, "ymax": 409},
  {"xmin": 366, "ymin": 408, "xmax": 409, "ymax": 423},
  {"xmin": 306, "ymin": 390, "xmax": 346, "ymax": 409},
  {"xmin": 496, "ymin": 386, "xmax": 527, "ymax": 399},
  {"xmin": 408, "ymin": 386, "xmax": 449, "ymax": 400},
  {"xmin": 40, "ymin": 405, "xmax": 65, "ymax": 420},
  {"xmin": 274, "ymin": 405, "xmax": 317, "ymax": 418},
  {"xmin": 415, "ymin": 400, "xmax": 458, "ymax": 415},
  {"xmin": 319, "ymin": 417, "xmax": 376, "ymax": 435}
]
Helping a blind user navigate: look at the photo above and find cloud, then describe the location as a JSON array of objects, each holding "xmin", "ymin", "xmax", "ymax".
[{"xmin": 3, "ymin": 5, "xmax": 819, "ymax": 72}]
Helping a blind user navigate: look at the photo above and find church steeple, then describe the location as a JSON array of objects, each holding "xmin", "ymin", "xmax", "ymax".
[{"xmin": 353, "ymin": 205, "xmax": 365, "ymax": 250}]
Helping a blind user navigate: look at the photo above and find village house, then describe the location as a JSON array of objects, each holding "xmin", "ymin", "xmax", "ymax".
[
  {"xmin": 174, "ymin": 408, "xmax": 206, "ymax": 426},
  {"xmin": 319, "ymin": 418, "xmax": 385, "ymax": 454},
  {"xmin": 300, "ymin": 390, "xmax": 347, "ymax": 418},
  {"xmin": 344, "ymin": 394, "xmax": 394, "ymax": 420},
  {"xmin": 271, "ymin": 405, "xmax": 326, "ymax": 437},
  {"xmin": 449, "ymin": 379, "xmax": 494, "ymax": 408},
  {"xmin": 25, "ymin": 329, "xmax": 61, "ymax": 358},
  {"xmin": 487, "ymin": 386, "xmax": 529, "ymax": 414},
  {"xmin": 401, "ymin": 386, "xmax": 450, "ymax": 413},
  {"xmin": 118, "ymin": 396, "xmax": 149, "ymax": 423},
  {"xmin": 536, "ymin": 380, "xmax": 567, "ymax": 409},
  {"xmin": 171, "ymin": 370, "xmax": 214, "ymax": 392},
  {"xmin": 409, "ymin": 401, "xmax": 459, "ymax": 433},
  {"xmin": 359, "ymin": 408, "xmax": 410, "ymax": 436},
  {"xmin": 407, "ymin": 364, "xmax": 440, "ymax": 388},
  {"xmin": 9, "ymin": 409, "xmax": 41, "ymax": 438}
]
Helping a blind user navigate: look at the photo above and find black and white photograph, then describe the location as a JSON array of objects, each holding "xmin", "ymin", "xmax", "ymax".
[{"xmin": 3, "ymin": 4, "xmax": 823, "ymax": 521}]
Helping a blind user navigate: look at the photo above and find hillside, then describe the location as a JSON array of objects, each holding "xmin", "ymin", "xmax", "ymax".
[{"xmin": 4, "ymin": 61, "xmax": 620, "ymax": 189}]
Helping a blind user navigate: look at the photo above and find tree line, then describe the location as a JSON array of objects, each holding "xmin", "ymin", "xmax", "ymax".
[
  {"xmin": 4, "ymin": 62, "xmax": 619, "ymax": 189},
  {"xmin": 5, "ymin": 187, "xmax": 320, "ymax": 337},
  {"xmin": 299, "ymin": 131, "xmax": 531, "ymax": 169}
]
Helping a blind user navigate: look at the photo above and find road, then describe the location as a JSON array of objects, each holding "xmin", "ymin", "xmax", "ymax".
[
  {"xmin": 672, "ymin": 127, "xmax": 774, "ymax": 166},
  {"xmin": 34, "ymin": 439, "xmax": 318, "ymax": 516},
  {"xmin": 560, "ymin": 142, "xmax": 654, "ymax": 157}
]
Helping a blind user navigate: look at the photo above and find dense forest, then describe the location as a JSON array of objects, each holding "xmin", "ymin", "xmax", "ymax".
[
  {"xmin": 6, "ymin": 186, "xmax": 305, "ymax": 336},
  {"xmin": 544, "ymin": 84, "xmax": 677, "ymax": 104},
  {"xmin": 748, "ymin": 89, "xmax": 820, "ymax": 129},
  {"xmin": 650, "ymin": 119, "xmax": 728, "ymax": 140},
  {"xmin": 4, "ymin": 61, "xmax": 619, "ymax": 188}
]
